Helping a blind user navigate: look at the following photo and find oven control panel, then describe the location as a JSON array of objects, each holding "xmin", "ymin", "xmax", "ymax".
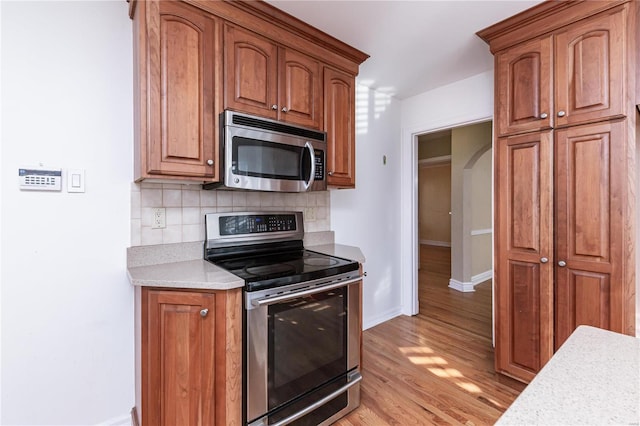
[{"xmin": 219, "ymin": 214, "xmax": 297, "ymax": 235}]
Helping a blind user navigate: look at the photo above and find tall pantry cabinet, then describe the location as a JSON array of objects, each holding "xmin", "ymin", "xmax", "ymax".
[{"xmin": 478, "ymin": 0, "xmax": 637, "ymax": 383}]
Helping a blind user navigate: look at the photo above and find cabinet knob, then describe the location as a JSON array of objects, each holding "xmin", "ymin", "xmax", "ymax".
[
  {"xmin": 540, "ymin": 257, "xmax": 549, "ymax": 263},
  {"xmin": 281, "ymin": 107, "xmax": 289, "ymax": 113},
  {"xmin": 206, "ymin": 159, "xmax": 214, "ymax": 166},
  {"xmin": 200, "ymin": 309, "xmax": 209, "ymax": 317},
  {"xmin": 271, "ymin": 104, "xmax": 278, "ymax": 110},
  {"xmin": 540, "ymin": 112, "xmax": 548, "ymax": 119},
  {"xmin": 328, "ymin": 171, "xmax": 334, "ymax": 176},
  {"xmin": 558, "ymin": 260, "xmax": 567, "ymax": 267},
  {"xmin": 557, "ymin": 110, "xmax": 566, "ymax": 117}
]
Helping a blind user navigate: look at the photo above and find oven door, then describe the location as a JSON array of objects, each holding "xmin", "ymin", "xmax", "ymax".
[{"xmin": 245, "ymin": 275, "xmax": 361, "ymax": 426}]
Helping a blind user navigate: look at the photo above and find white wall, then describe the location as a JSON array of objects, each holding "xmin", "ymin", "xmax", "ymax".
[
  {"xmin": 399, "ymin": 71, "xmax": 494, "ymax": 315},
  {"xmin": 1, "ymin": 2, "xmax": 133, "ymax": 424},
  {"xmin": 331, "ymin": 86, "xmax": 402, "ymax": 330}
]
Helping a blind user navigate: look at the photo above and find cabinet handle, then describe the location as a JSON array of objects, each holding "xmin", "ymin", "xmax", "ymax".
[
  {"xmin": 558, "ymin": 261, "xmax": 567, "ymax": 267},
  {"xmin": 271, "ymin": 104, "xmax": 278, "ymax": 110},
  {"xmin": 200, "ymin": 308, "xmax": 209, "ymax": 317},
  {"xmin": 540, "ymin": 257, "xmax": 549, "ymax": 263},
  {"xmin": 281, "ymin": 107, "xmax": 289, "ymax": 113},
  {"xmin": 328, "ymin": 171, "xmax": 334, "ymax": 176},
  {"xmin": 206, "ymin": 159, "xmax": 214, "ymax": 166},
  {"xmin": 540, "ymin": 112, "xmax": 548, "ymax": 119},
  {"xmin": 557, "ymin": 110, "xmax": 566, "ymax": 117}
]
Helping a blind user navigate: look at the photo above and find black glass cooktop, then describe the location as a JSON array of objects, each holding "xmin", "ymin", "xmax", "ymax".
[{"xmin": 211, "ymin": 249, "xmax": 359, "ymax": 292}]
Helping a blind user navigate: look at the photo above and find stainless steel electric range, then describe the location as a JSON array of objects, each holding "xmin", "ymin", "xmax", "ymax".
[{"xmin": 204, "ymin": 211, "xmax": 363, "ymax": 426}]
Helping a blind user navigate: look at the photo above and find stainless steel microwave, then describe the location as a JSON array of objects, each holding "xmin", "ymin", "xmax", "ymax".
[{"xmin": 204, "ymin": 110, "xmax": 327, "ymax": 192}]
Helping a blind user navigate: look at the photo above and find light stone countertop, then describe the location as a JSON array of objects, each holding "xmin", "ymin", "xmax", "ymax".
[
  {"xmin": 497, "ymin": 325, "xmax": 640, "ymax": 425},
  {"xmin": 126, "ymin": 239, "xmax": 365, "ymax": 291}
]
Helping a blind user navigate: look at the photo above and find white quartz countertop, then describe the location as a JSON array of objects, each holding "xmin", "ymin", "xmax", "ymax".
[
  {"xmin": 497, "ymin": 325, "xmax": 640, "ymax": 425},
  {"xmin": 127, "ymin": 243, "xmax": 365, "ymax": 290}
]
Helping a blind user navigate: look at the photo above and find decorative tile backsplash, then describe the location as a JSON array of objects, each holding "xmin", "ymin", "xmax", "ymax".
[{"xmin": 131, "ymin": 183, "xmax": 331, "ymax": 246}]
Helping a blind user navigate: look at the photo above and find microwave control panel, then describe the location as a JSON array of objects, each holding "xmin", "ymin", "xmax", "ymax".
[{"xmin": 314, "ymin": 150, "xmax": 324, "ymax": 181}]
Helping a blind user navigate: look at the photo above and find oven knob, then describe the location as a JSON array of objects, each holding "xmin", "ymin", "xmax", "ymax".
[
  {"xmin": 200, "ymin": 309, "xmax": 209, "ymax": 318},
  {"xmin": 234, "ymin": 178, "xmax": 240, "ymax": 184}
]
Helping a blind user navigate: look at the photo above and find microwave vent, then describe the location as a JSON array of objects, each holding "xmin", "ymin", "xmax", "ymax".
[{"xmin": 231, "ymin": 114, "xmax": 325, "ymax": 142}]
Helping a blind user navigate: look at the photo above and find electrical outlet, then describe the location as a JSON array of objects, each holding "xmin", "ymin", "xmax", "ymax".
[{"xmin": 152, "ymin": 208, "xmax": 166, "ymax": 229}]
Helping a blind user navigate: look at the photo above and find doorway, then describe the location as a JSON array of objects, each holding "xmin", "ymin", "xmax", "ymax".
[{"xmin": 416, "ymin": 122, "xmax": 493, "ymax": 340}]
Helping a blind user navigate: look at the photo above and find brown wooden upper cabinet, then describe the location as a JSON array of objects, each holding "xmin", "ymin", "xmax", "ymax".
[
  {"xmin": 224, "ymin": 25, "xmax": 322, "ymax": 130},
  {"xmin": 324, "ymin": 67, "xmax": 356, "ymax": 187},
  {"xmin": 495, "ymin": 5, "xmax": 627, "ymax": 136},
  {"xmin": 131, "ymin": 0, "xmax": 368, "ymax": 185},
  {"xmin": 133, "ymin": 0, "xmax": 222, "ymax": 181}
]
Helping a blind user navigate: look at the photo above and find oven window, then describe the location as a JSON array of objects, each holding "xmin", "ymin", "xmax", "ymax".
[
  {"xmin": 267, "ymin": 287, "xmax": 347, "ymax": 411},
  {"xmin": 233, "ymin": 137, "xmax": 306, "ymax": 180}
]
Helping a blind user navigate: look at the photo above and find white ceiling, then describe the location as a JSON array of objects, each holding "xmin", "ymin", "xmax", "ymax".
[{"xmin": 266, "ymin": 0, "xmax": 542, "ymax": 100}]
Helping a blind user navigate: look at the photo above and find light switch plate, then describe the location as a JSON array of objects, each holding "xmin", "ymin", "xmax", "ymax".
[{"xmin": 67, "ymin": 169, "xmax": 85, "ymax": 193}]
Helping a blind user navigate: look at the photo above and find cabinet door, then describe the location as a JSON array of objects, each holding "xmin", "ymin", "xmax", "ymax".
[
  {"xmin": 554, "ymin": 6, "xmax": 626, "ymax": 127},
  {"xmin": 146, "ymin": 1, "xmax": 220, "ymax": 179},
  {"xmin": 496, "ymin": 36, "xmax": 553, "ymax": 136},
  {"xmin": 279, "ymin": 48, "xmax": 322, "ymax": 129},
  {"xmin": 224, "ymin": 24, "xmax": 278, "ymax": 119},
  {"xmin": 143, "ymin": 289, "xmax": 217, "ymax": 426},
  {"xmin": 324, "ymin": 67, "xmax": 356, "ymax": 187},
  {"xmin": 554, "ymin": 122, "xmax": 625, "ymax": 348},
  {"xmin": 495, "ymin": 131, "xmax": 554, "ymax": 382}
]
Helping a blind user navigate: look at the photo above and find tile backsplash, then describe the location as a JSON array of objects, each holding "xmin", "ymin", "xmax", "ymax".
[{"xmin": 131, "ymin": 183, "xmax": 331, "ymax": 246}]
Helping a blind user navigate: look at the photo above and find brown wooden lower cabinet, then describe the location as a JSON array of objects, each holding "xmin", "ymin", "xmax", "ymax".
[
  {"xmin": 135, "ymin": 286, "xmax": 242, "ymax": 426},
  {"xmin": 495, "ymin": 120, "xmax": 633, "ymax": 383}
]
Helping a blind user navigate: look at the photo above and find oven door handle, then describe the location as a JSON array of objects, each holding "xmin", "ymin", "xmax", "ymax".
[
  {"xmin": 270, "ymin": 372, "xmax": 363, "ymax": 426},
  {"xmin": 251, "ymin": 276, "xmax": 362, "ymax": 307}
]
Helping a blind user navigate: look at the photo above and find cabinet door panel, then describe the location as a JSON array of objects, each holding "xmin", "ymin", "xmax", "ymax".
[
  {"xmin": 280, "ymin": 48, "xmax": 322, "ymax": 128},
  {"xmin": 554, "ymin": 6, "xmax": 626, "ymax": 126},
  {"xmin": 324, "ymin": 67, "xmax": 356, "ymax": 187},
  {"xmin": 495, "ymin": 131, "xmax": 554, "ymax": 382},
  {"xmin": 496, "ymin": 36, "xmax": 553, "ymax": 136},
  {"xmin": 147, "ymin": 1, "xmax": 219, "ymax": 178},
  {"xmin": 145, "ymin": 290, "xmax": 216, "ymax": 426},
  {"xmin": 508, "ymin": 261, "xmax": 541, "ymax": 373},
  {"xmin": 554, "ymin": 122, "xmax": 624, "ymax": 348},
  {"xmin": 224, "ymin": 25, "xmax": 278, "ymax": 119}
]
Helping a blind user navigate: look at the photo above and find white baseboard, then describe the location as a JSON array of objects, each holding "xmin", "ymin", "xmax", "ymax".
[
  {"xmin": 448, "ymin": 278, "xmax": 475, "ymax": 292},
  {"xmin": 448, "ymin": 270, "xmax": 493, "ymax": 293},
  {"xmin": 96, "ymin": 413, "xmax": 131, "ymax": 426},
  {"xmin": 472, "ymin": 270, "xmax": 492, "ymax": 285},
  {"xmin": 363, "ymin": 307, "xmax": 402, "ymax": 331},
  {"xmin": 420, "ymin": 239, "xmax": 451, "ymax": 247}
]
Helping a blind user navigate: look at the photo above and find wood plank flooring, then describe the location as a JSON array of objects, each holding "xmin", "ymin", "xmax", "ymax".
[{"xmin": 335, "ymin": 245, "xmax": 524, "ymax": 425}]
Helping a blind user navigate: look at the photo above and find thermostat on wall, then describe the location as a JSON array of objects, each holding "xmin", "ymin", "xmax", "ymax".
[{"xmin": 19, "ymin": 167, "xmax": 62, "ymax": 191}]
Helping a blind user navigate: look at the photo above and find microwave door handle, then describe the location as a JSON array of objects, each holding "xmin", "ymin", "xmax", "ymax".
[{"xmin": 303, "ymin": 141, "xmax": 316, "ymax": 190}]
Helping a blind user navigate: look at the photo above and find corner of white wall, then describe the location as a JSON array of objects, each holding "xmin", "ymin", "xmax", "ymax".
[{"xmin": 330, "ymin": 83, "xmax": 403, "ymax": 330}]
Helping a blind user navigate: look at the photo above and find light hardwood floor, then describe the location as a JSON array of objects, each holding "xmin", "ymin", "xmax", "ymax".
[{"xmin": 335, "ymin": 245, "xmax": 524, "ymax": 425}]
